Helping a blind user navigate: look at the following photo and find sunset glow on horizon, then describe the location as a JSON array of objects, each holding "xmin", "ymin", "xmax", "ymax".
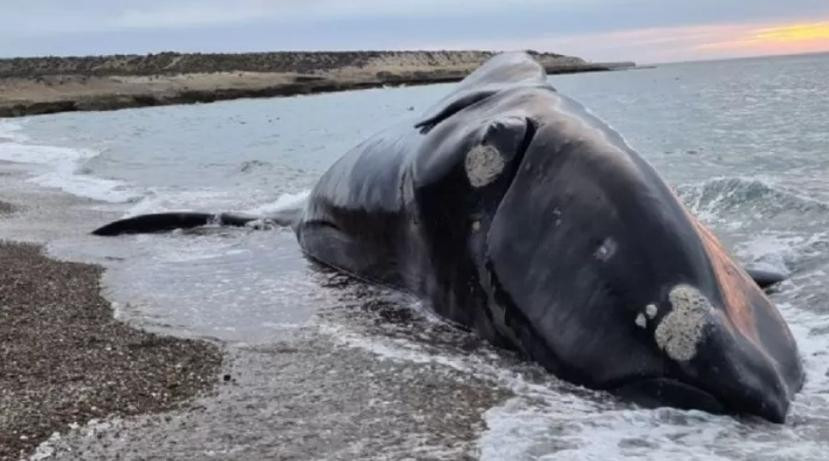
[
  {"xmin": 755, "ymin": 22, "xmax": 829, "ymax": 42},
  {"xmin": 692, "ymin": 20, "xmax": 829, "ymax": 60},
  {"xmin": 3, "ymin": 2, "xmax": 829, "ymax": 62},
  {"xmin": 427, "ymin": 17, "xmax": 829, "ymax": 65}
]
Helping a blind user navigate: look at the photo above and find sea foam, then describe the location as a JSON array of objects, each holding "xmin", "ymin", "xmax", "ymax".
[{"xmin": 0, "ymin": 120, "xmax": 136, "ymax": 203}]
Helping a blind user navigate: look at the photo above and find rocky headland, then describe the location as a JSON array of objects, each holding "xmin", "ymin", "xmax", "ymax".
[{"xmin": 0, "ymin": 50, "xmax": 634, "ymax": 117}]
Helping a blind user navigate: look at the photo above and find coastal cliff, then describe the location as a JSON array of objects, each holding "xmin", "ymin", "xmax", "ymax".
[{"xmin": 0, "ymin": 51, "xmax": 634, "ymax": 117}]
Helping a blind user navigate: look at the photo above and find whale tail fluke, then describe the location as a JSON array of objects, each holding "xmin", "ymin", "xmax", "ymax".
[{"xmin": 92, "ymin": 209, "xmax": 301, "ymax": 236}]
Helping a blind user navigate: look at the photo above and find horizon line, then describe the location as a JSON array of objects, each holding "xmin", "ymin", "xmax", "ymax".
[{"xmin": 1, "ymin": 47, "xmax": 828, "ymax": 67}]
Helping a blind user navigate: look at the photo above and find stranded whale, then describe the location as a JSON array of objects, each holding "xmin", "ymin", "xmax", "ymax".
[{"xmin": 93, "ymin": 52, "xmax": 803, "ymax": 422}]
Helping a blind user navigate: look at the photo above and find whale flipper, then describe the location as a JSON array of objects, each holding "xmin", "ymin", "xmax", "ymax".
[
  {"xmin": 746, "ymin": 268, "xmax": 786, "ymax": 288},
  {"xmin": 92, "ymin": 212, "xmax": 251, "ymax": 236},
  {"xmin": 92, "ymin": 208, "xmax": 301, "ymax": 236}
]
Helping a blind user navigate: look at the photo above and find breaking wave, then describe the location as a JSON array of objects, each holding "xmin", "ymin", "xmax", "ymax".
[
  {"xmin": 678, "ymin": 177, "xmax": 829, "ymax": 229},
  {"xmin": 0, "ymin": 120, "xmax": 137, "ymax": 203}
]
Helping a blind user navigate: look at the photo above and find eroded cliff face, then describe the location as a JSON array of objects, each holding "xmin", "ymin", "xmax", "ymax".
[{"xmin": 0, "ymin": 50, "xmax": 584, "ymax": 78}]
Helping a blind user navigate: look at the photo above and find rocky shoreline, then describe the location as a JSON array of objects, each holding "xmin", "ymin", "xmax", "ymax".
[
  {"xmin": 0, "ymin": 50, "xmax": 634, "ymax": 117},
  {"xmin": 0, "ymin": 225, "xmax": 223, "ymax": 460}
]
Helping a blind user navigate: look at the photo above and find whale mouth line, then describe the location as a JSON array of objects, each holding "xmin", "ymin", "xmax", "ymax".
[{"xmin": 610, "ymin": 377, "xmax": 727, "ymax": 416}]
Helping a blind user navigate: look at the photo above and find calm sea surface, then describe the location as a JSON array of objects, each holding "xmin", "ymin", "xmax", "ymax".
[{"xmin": 2, "ymin": 53, "xmax": 829, "ymax": 459}]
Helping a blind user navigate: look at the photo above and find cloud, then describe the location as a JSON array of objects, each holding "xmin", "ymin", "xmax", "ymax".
[
  {"xmin": 755, "ymin": 21, "xmax": 829, "ymax": 41},
  {"xmin": 1, "ymin": 1, "xmax": 828, "ymax": 60},
  {"xmin": 694, "ymin": 21, "xmax": 829, "ymax": 58},
  {"xmin": 0, "ymin": 1, "xmax": 276, "ymax": 33},
  {"xmin": 113, "ymin": 4, "xmax": 269, "ymax": 29},
  {"xmin": 4, "ymin": 0, "xmax": 602, "ymax": 33},
  {"xmin": 415, "ymin": 20, "xmax": 829, "ymax": 63}
]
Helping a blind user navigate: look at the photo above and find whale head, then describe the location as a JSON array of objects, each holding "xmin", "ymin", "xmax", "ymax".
[{"xmin": 411, "ymin": 52, "xmax": 804, "ymax": 422}]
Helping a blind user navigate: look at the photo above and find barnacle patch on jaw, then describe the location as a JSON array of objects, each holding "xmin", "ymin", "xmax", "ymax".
[{"xmin": 654, "ymin": 285, "xmax": 713, "ymax": 361}]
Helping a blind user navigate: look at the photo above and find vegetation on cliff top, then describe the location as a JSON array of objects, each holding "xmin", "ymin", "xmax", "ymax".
[{"xmin": 0, "ymin": 50, "xmax": 575, "ymax": 78}]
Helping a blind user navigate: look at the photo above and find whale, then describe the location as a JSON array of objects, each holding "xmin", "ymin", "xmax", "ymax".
[{"xmin": 93, "ymin": 52, "xmax": 803, "ymax": 422}]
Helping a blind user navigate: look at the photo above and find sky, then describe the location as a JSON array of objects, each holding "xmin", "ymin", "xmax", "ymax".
[{"xmin": 2, "ymin": 1, "xmax": 829, "ymax": 63}]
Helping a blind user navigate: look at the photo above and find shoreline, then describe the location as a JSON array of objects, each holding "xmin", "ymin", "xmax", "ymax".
[
  {"xmin": 0, "ymin": 113, "xmax": 515, "ymax": 457},
  {"xmin": 0, "ymin": 202, "xmax": 223, "ymax": 459},
  {"xmin": 0, "ymin": 50, "xmax": 635, "ymax": 118}
]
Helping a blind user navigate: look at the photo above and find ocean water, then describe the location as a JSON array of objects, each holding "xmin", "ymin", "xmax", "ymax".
[{"xmin": 2, "ymin": 52, "xmax": 829, "ymax": 460}]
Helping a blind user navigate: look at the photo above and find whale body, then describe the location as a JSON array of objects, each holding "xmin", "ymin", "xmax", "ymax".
[{"xmin": 94, "ymin": 52, "xmax": 803, "ymax": 422}]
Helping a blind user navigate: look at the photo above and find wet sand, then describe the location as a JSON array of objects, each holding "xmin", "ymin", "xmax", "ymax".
[
  {"xmin": 0, "ymin": 230, "xmax": 222, "ymax": 460},
  {"xmin": 33, "ymin": 278, "xmax": 513, "ymax": 460}
]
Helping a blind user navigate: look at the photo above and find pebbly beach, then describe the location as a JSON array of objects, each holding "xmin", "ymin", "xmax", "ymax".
[{"xmin": 0, "ymin": 199, "xmax": 223, "ymax": 460}]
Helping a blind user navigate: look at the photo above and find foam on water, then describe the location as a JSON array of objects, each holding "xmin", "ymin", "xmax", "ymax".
[
  {"xmin": 78, "ymin": 228, "xmax": 320, "ymax": 343},
  {"xmin": 317, "ymin": 319, "xmax": 609, "ymax": 416},
  {"xmin": 243, "ymin": 190, "xmax": 310, "ymax": 215},
  {"xmin": 679, "ymin": 177, "xmax": 829, "ymax": 229},
  {"xmin": 734, "ymin": 232, "xmax": 829, "ymax": 275},
  {"xmin": 319, "ymin": 301, "xmax": 777, "ymax": 460},
  {"xmin": 0, "ymin": 120, "xmax": 137, "ymax": 203},
  {"xmin": 120, "ymin": 189, "xmax": 310, "ymax": 226},
  {"xmin": 124, "ymin": 188, "xmax": 242, "ymax": 216},
  {"xmin": 678, "ymin": 176, "xmax": 829, "ymax": 275},
  {"xmin": 29, "ymin": 418, "xmax": 124, "ymax": 461},
  {"xmin": 474, "ymin": 299, "xmax": 829, "ymax": 461},
  {"xmin": 0, "ymin": 120, "xmax": 28, "ymax": 141}
]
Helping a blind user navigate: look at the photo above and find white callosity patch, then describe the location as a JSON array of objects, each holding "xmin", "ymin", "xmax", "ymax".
[
  {"xmin": 551, "ymin": 208, "xmax": 563, "ymax": 227},
  {"xmin": 635, "ymin": 304, "xmax": 658, "ymax": 330},
  {"xmin": 465, "ymin": 144, "xmax": 505, "ymax": 188},
  {"xmin": 654, "ymin": 285, "xmax": 713, "ymax": 362},
  {"xmin": 635, "ymin": 313, "xmax": 647, "ymax": 329}
]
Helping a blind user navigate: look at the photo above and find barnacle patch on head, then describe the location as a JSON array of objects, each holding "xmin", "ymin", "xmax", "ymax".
[
  {"xmin": 465, "ymin": 144, "xmax": 504, "ymax": 188},
  {"xmin": 654, "ymin": 285, "xmax": 713, "ymax": 361},
  {"xmin": 635, "ymin": 313, "xmax": 647, "ymax": 329}
]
